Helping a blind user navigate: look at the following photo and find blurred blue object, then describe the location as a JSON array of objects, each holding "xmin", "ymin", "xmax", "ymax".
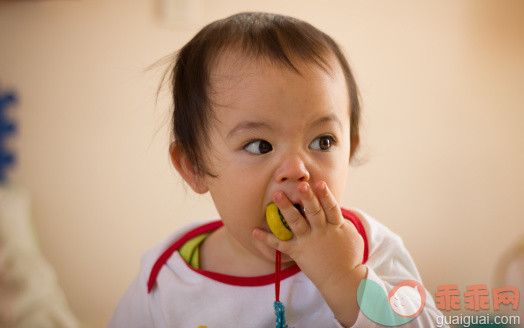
[{"xmin": 0, "ymin": 87, "xmax": 17, "ymax": 183}]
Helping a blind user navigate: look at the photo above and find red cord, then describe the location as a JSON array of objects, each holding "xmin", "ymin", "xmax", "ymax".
[{"xmin": 275, "ymin": 250, "xmax": 281, "ymax": 302}]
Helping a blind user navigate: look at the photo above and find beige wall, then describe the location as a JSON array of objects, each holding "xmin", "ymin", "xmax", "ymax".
[{"xmin": 1, "ymin": 0, "xmax": 523, "ymax": 326}]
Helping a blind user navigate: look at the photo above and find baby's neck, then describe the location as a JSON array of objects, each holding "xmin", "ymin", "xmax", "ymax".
[{"xmin": 199, "ymin": 226, "xmax": 292, "ymax": 276}]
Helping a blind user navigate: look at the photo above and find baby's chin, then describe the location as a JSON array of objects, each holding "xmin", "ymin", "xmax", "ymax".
[
  {"xmin": 259, "ymin": 243, "xmax": 294, "ymax": 266},
  {"xmin": 252, "ymin": 238, "xmax": 288, "ymax": 261},
  {"xmin": 279, "ymin": 252, "xmax": 293, "ymax": 263},
  {"xmin": 280, "ymin": 255, "xmax": 296, "ymax": 268}
]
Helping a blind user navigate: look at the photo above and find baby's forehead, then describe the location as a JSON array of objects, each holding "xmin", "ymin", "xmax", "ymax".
[
  {"xmin": 208, "ymin": 51, "xmax": 260, "ymax": 87},
  {"xmin": 208, "ymin": 48, "xmax": 341, "ymax": 91},
  {"xmin": 206, "ymin": 49, "xmax": 350, "ymax": 129}
]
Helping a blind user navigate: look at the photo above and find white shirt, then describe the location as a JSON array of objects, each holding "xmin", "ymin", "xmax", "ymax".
[{"xmin": 108, "ymin": 208, "xmax": 446, "ymax": 328}]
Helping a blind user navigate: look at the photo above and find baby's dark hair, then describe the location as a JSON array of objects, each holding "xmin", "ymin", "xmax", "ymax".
[{"xmin": 166, "ymin": 12, "xmax": 361, "ymax": 174}]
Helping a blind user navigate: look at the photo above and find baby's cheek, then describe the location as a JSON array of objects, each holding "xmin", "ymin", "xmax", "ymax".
[
  {"xmin": 323, "ymin": 178, "xmax": 345, "ymax": 201},
  {"xmin": 314, "ymin": 163, "xmax": 348, "ymax": 200}
]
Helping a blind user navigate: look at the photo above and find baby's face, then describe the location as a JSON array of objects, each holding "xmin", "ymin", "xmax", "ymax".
[{"xmin": 202, "ymin": 52, "xmax": 351, "ymax": 265}]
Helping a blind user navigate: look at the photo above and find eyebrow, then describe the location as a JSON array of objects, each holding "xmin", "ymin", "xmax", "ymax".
[
  {"xmin": 226, "ymin": 113, "xmax": 343, "ymax": 139},
  {"xmin": 227, "ymin": 121, "xmax": 273, "ymax": 139},
  {"xmin": 310, "ymin": 113, "xmax": 343, "ymax": 132}
]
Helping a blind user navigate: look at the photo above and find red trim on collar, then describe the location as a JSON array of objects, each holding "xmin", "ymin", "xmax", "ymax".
[
  {"xmin": 341, "ymin": 208, "xmax": 369, "ymax": 264},
  {"xmin": 147, "ymin": 220, "xmax": 223, "ymax": 292},
  {"xmin": 147, "ymin": 209, "xmax": 369, "ymax": 293},
  {"xmin": 186, "ymin": 259, "xmax": 302, "ymax": 287}
]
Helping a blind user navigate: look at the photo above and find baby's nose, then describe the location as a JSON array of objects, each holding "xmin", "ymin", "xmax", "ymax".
[{"xmin": 274, "ymin": 155, "xmax": 310, "ymax": 183}]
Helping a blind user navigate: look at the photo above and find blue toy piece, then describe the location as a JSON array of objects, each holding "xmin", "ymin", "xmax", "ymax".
[
  {"xmin": 0, "ymin": 88, "xmax": 17, "ymax": 183},
  {"xmin": 274, "ymin": 301, "xmax": 289, "ymax": 328}
]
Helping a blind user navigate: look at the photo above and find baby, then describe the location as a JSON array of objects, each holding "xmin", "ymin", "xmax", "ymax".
[{"xmin": 108, "ymin": 12, "xmax": 445, "ymax": 327}]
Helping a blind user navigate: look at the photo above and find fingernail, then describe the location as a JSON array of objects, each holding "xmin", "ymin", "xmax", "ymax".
[{"xmin": 275, "ymin": 192, "xmax": 283, "ymax": 201}]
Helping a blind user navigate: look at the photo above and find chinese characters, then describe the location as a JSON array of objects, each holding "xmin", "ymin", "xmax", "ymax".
[{"xmin": 435, "ymin": 285, "xmax": 519, "ymax": 311}]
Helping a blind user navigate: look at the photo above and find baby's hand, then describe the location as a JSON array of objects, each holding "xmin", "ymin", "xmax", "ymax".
[
  {"xmin": 254, "ymin": 181, "xmax": 366, "ymax": 325},
  {"xmin": 253, "ymin": 181, "xmax": 365, "ymax": 293}
]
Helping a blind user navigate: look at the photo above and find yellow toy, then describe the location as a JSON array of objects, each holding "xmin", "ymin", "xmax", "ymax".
[{"xmin": 266, "ymin": 203, "xmax": 293, "ymax": 241}]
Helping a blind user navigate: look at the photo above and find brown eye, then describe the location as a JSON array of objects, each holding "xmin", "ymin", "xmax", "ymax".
[
  {"xmin": 310, "ymin": 135, "xmax": 335, "ymax": 151},
  {"xmin": 319, "ymin": 137, "xmax": 331, "ymax": 150},
  {"xmin": 258, "ymin": 140, "xmax": 272, "ymax": 153},
  {"xmin": 244, "ymin": 140, "xmax": 273, "ymax": 154}
]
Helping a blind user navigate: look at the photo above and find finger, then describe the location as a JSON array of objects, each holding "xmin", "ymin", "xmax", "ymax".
[
  {"xmin": 273, "ymin": 191, "xmax": 310, "ymax": 237},
  {"xmin": 314, "ymin": 181, "xmax": 343, "ymax": 225},
  {"xmin": 298, "ymin": 182, "xmax": 326, "ymax": 230},
  {"xmin": 252, "ymin": 228, "xmax": 290, "ymax": 253}
]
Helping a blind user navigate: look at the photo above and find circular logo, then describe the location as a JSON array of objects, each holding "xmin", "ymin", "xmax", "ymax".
[{"xmin": 388, "ymin": 280, "xmax": 426, "ymax": 318}]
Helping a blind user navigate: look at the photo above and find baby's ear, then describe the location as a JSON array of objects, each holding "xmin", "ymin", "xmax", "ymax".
[{"xmin": 169, "ymin": 142, "xmax": 209, "ymax": 194}]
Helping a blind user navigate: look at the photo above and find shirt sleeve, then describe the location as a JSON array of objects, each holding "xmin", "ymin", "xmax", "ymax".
[
  {"xmin": 106, "ymin": 251, "xmax": 157, "ymax": 328},
  {"xmin": 340, "ymin": 209, "xmax": 448, "ymax": 328},
  {"xmin": 106, "ymin": 221, "xmax": 207, "ymax": 328}
]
